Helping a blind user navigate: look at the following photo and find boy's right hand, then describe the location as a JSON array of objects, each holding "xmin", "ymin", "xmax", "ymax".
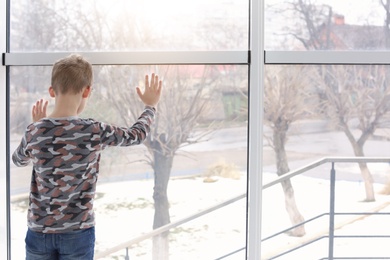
[
  {"xmin": 136, "ymin": 73, "xmax": 163, "ymax": 108},
  {"xmin": 32, "ymin": 99, "xmax": 48, "ymax": 122}
]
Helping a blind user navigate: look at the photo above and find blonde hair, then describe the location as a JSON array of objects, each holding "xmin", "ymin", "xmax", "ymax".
[{"xmin": 51, "ymin": 54, "xmax": 93, "ymax": 94}]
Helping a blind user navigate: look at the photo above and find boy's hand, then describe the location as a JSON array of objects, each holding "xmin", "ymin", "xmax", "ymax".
[
  {"xmin": 32, "ymin": 99, "xmax": 48, "ymax": 122},
  {"xmin": 136, "ymin": 73, "xmax": 162, "ymax": 108}
]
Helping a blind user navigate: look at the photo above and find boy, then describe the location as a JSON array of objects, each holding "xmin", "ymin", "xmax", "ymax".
[{"xmin": 12, "ymin": 54, "xmax": 162, "ymax": 260}]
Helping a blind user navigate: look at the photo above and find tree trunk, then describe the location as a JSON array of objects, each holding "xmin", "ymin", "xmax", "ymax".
[
  {"xmin": 273, "ymin": 127, "xmax": 306, "ymax": 237},
  {"xmin": 152, "ymin": 144, "xmax": 174, "ymax": 260},
  {"xmin": 341, "ymin": 126, "xmax": 375, "ymax": 201},
  {"xmin": 358, "ymin": 161, "xmax": 375, "ymax": 201},
  {"xmin": 280, "ymin": 179, "xmax": 306, "ymax": 236},
  {"xmin": 351, "ymin": 143, "xmax": 375, "ymax": 201},
  {"xmin": 153, "ymin": 233, "xmax": 169, "ymax": 260}
]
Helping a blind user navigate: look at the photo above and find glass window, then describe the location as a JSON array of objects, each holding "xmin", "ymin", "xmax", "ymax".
[
  {"xmin": 261, "ymin": 64, "xmax": 390, "ymax": 258},
  {"xmin": 9, "ymin": 64, "xmax": 248, "ymax": 259},
  {"xmin": 10, "ymin": 0, "xmax": 249, "ymax": 52},
  {"xmin": 265, "ymin": 0, "xmax": 388, "ymax": 50}
]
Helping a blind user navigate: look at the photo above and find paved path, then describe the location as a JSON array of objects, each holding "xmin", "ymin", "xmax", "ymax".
[{"xmin": 9, "ymin": 125, "xmax": 390, "ymax": 195}]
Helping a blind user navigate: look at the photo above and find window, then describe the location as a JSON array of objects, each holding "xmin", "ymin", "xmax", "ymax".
[
  {"xmin": 261, "ymin": 64, "xmax": 390, "ymax": 258},
  {"xmin": 9, "ymin": 64, "xmax": 249, "ymax": 259},
  {"xmin": 11, "ymin": 0, "xmax": 249, "ymax": 52},
  {"xmin": 3, "ymin": 1, "xmax": 257, "ymax": 259}
]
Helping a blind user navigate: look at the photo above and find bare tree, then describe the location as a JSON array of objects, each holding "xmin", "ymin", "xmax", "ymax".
[
  {"xmin": 102, "ymin": 65, "xmax": 220, "ymax": 259},
  {"xmin": 147, "ymin": 67, "xmax": 216, "ymax": 259},
  {"xmin": 290, "ymin": 0, "xmax": 333, "ymax": 50},
  {"xmin": 266, "ymin": 0, "xmax": 333, "ymax": 50},
  {"xmin": 279, "ymin": 0, "xmax": 390, "ymax": 201},
  {"xmin": 264, "ymin": 65, "xmax": 316, "ymax": 236},
  {"xmin": 315, "ymin": 65, "xmax": 390, "ymax": 201}
]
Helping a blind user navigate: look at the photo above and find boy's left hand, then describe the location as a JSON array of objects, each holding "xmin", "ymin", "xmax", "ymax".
[
  {"xmin": 32, "ymin": 99, "xmax": 48, "ymax": 122},
  {"xmin": 136, "ymin": 73, "xmax": 163, "ymax": 108}
]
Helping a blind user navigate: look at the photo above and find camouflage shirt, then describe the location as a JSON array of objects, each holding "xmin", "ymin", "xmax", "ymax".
[{"xmin": 12, "ymin": 106, "xmax": 155, "ymax": 233}]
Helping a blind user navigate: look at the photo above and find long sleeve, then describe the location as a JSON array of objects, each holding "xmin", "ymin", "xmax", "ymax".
[
  {"xmin": 12, "ymin": 125, "xmax": 33, "ymax": 167},
  {"xmin": 99, "ymin": 106, "xmax": 156, "ymax": 148}
]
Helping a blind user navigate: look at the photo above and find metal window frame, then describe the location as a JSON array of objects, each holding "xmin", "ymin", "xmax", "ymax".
[
  {"xmin": 22, "ymin": 0, "xmax": 389, "ymax": 259},
  {"xmin": 0, "ymin": 0, "xmax": 8, "ymax": 259},
  {"xmin": 2, "ymin": 49, "xmax": 264, "ymax": 260},
  {"xmin": 1, "ymin": 1, "xmax": 264, "ymax": 259},
  {"xmin": 265, "ymin": 50, "xmax": 390, "ymax": 64},
  {"xmin": 4, "ymin": 51, "xmax": 249, "ymax": 66},
  {"xmin": 247, "ymin": 0, "xmax": 263, "ymax": 259},
  {"xmin": 4, "ymin": 0, "xmax": 390, "ymax": 259}
]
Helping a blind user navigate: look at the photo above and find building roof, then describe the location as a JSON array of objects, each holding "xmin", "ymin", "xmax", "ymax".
[{"xmin": 308, "ymin": 14, "xmax": 387, "ymax": 50}]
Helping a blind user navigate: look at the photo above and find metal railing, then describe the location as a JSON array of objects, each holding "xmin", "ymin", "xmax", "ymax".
[
  {"xmin": 95, "ymin": 157, "xmax": 390, "ymax": 260},
  {"xmin": 95, "ymin": 193, "xmax": 245, "ymax": 259}
]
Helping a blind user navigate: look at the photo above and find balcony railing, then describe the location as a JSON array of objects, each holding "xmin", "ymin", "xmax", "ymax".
[{"xmin": 95, "ymin": 157, "xmax": 390, "ymax": 260}]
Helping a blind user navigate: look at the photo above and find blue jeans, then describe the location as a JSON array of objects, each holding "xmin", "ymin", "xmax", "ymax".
[{"xmin": 25, "ymin": 227, "xmax": 95, "ymax": 260}]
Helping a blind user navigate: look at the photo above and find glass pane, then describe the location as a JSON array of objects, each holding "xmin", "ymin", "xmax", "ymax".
[
  {"xmin": 265, "ymin": 0, "xmax": 388, "ymax": 50},
  {"xmin": 10, "ymin": 0, "xmax": 249, "ymax": 52},
  {"xmin": 10, "ymin": 64, "xmax": 248, "ymax": 259},
  {"xmin": 262, "ymin": 64, "xmax": 390, "ymax": 258}
]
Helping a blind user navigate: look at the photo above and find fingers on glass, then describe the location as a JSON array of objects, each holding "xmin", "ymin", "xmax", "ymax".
[
  {"xmin": 145, "ymin": 73, "xmax": 161, "ymax": 91},
  {"xmin": 150, "ymin": 73, "xmax": 155, "ymax": 87},
  {"xmin": 145, "ymin": 74, "xmax": 149, "ymax": 88}
]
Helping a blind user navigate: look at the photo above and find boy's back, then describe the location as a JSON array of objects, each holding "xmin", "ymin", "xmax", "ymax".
[
  {"xmin": 11, "ymin": 54, "xmax": 162, "ymax": 259},
  {"xmin": 13, "ymin": 110, "xmax": 155, "ymax": 233}
]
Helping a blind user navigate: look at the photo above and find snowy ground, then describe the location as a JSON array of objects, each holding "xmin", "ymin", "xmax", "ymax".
[
  {"xmin": 10, "ymin": 163, "xmax": 390, "ymax": 259},
  {"xmin": 11, "ymin": 174, "xmax": 247, "ymax": 260}
]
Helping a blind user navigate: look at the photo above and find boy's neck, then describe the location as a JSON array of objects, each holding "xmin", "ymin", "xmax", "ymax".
[
  {"xmin": 49, "ymin": 111, "xmax": 79, "ymax": 118},
  {"xmin": 48, "ymin": 94, "xmax": 84, "ymax": 118}
]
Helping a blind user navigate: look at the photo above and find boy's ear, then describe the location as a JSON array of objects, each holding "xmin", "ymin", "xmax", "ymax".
[
  {"xmin": 82, "ymin": 86, "xmax": 92, "ymax": 98},
  {"xmin": 49, "ymin": 86, "xmax": 56, "ymax": 97}
]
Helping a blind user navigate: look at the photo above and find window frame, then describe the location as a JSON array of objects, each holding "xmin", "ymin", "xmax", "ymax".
[
  {"xmin": 4, "ymin": 0, "xmax": 390, "ymax": 259},
  {"xmin": 3, "ymin": 51, "xmax": 249, "ymax": 66},
  {"xmin": 0, "ymin": 0, "xmax": 9, "ymax": 259},
  {"xmin": 1, "ymin": 1, "xmax": 265, "ymax": 260},
  {"xmin": 265, "ymin": 50, "xmax": 390, "ymax": 64}
]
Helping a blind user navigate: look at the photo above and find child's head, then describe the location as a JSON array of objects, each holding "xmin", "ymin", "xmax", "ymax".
[{"xmin": 51, "ymin": 54, "xmax": 93, "ymax": 95}]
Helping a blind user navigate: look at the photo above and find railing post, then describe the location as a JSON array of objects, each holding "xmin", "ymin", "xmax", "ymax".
[
  {"xmin": 125, "ymin": 247, "xmax": 129, "ymax": 260},
  {"xmin": 328, "ymin": 162, "xmax": 336, "ymax": 260}
]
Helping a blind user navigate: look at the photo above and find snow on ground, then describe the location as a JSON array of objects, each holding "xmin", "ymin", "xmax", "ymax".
[
  {"xmin": 10, "ymin": 164, "xmax": 390, "ymax": 260},
  {"xmin": 92, "ymin": 175, "xmax": 247, "ymax": 260}
]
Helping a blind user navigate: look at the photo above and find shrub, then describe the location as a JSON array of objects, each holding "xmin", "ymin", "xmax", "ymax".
[{"xmin": 203, "ymin": 159, "xmax": 241, "ymax": 182}]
